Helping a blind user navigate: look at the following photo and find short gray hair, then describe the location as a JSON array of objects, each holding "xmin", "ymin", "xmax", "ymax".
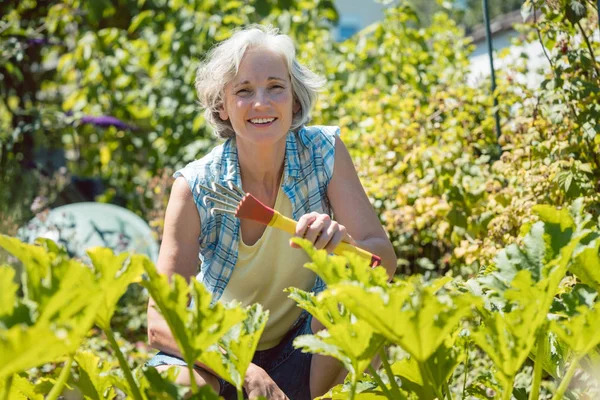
[{"xmin": 195, "ymin": 25, "xmax": 325, "ymax": 139}]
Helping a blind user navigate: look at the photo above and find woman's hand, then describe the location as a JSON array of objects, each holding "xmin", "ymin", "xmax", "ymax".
[
  {"xmin": 291, "ymin": 212, "xmax": 356, "ymax": 253},
  {"xmin": 244, "ymin": 364, "xmax": 289, "ymax": 400}
]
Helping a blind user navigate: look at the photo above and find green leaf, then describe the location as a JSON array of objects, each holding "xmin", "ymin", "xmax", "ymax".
[
  {"xmin": 570, "ymin": 237, "xmax": 600, "ymax": 292},
  {"xmin": 290, "ymin": 238, "xmax": 389, "ymax": 287},
  {"xmin": 141, "ymin": 260, "xmax": 246, "ymax": 376},
  {"xmin": 0, "ymin": 234, "xmax": 53, "ymax": 305},
  {"xmin": 550, "ymin": 302, "xmax": 600, "ymax": 356},
  {"xmin": 0, "ymin": 295, "xmax": 101, "ymax": 381},
  {"xmin": 199, "ymin": 303, "xmax": 268, "ymax": 391},
  {"xmin": 329, "ymin": 277, "xmax": 477, "ymax": 362},
  {"xmin": 130, "ymin": 366, "xmax": 196, "ymax": 400},
  {"xmin": 471, "ymin": 259, "xmax": 572, "ymax": 388},
  {"xmin": 128, "ymin": 10, "xmax": 155, "ymax": 33},
  {"xmin": 0, "ymin": 374, "xmax": 44, "ymax": 400},
  {"xmin": 86, "ymin": 248, "xmax": 145, "ymax": 329},
  {"xmin": 532, "ymin": 205, "xmax": 576, "ymax": 261},
  {"xmin": 565, "ymin": 0, "xmax": 587, "ymax": 25},
  {"xmin": 288, "ymin": 287, "xmax": 385, "ymax": 382},
  {"xmin": 73, "ymin": 351, "xmax": 116, "ymax": 400}
]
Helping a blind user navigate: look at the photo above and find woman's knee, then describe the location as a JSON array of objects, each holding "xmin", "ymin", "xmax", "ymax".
[{"xmin": 154, "ymin": 365, "xmax": 220, "ymax": 393}]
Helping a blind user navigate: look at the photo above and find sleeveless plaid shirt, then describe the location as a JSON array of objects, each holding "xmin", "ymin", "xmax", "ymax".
[{"xmin": 174, "ymin": 125, "xmax": 339, "ymax": 302}]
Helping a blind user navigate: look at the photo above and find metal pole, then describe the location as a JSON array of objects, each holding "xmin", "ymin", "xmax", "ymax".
[{"xmin": 482, "ymin": 0, "xmax": 502, "ymax": 139}]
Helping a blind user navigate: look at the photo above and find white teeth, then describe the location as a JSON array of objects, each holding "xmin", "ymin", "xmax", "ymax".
[{"xmin": 250, "ymin": 117, "xmax": 275, "ymax": 124}]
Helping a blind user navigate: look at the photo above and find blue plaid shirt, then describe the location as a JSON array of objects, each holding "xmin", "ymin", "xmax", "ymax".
[{"xmin": 174, "ymin": 125, "xmax": 339, "ymax": 302}]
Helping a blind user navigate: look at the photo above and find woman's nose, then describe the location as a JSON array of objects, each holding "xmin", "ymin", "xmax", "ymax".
[{"xmin": 253, "ymin": 89, "xmax": 270, "ymax": 108}]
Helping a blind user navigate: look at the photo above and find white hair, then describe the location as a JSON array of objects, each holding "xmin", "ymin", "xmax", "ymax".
[{"xmin": 195, "ymin": 25, "xmax": 325, "ymax": 139}]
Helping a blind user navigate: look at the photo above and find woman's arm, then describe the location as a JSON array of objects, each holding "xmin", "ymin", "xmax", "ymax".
[
  {"xmin": 292, "ymin": 135, "xmax": 396, "ymax": 278},
  {"xmin": 147, "ymin": 177, "xmax": 204, "ymax": 360},
  {"xmin": 326, "ymin": 135, "xmax": 397, "ymax": 278}
]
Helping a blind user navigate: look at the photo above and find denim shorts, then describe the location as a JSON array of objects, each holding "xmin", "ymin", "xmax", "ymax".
[{"xmin": 146, "ymin": 311, "xmax": 313, "ymax": 400}]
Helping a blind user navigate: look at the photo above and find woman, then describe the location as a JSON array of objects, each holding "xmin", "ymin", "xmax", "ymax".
[{"xmin": 146, "ymin": 25, "xmax": 396, "ymax": 400}]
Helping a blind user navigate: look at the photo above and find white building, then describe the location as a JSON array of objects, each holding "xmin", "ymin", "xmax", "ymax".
[{"xmin": 333, "ymin": 0, "xmax": 386, "ymax": 41}]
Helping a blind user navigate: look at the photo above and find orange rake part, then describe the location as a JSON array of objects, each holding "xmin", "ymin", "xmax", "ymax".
[{"xmin": 197, "ymin": 181, "xmax": 382, "ymax": 267}]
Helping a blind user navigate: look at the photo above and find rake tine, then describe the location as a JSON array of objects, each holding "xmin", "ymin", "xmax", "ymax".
[
  {"xmin": 203, "ymin": 195, "xmax": 238, "ymax": 210},
  {"xmin": 196, "ymin": 184, "xmax": 240, "ymax": 205},
  {"xmin": 212, "ymin": 182, "xmax": 243, "ymax": 202},
  {"xmin": 211, "ymin": 207, "xmax": 237, "ymax": 216},
  {"xmin": 228, "ymin": 181, "xmax": 246, "ymax": 198}
]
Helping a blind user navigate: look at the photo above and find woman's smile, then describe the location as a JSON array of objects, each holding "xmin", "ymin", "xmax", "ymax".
[{"xmin": 248, "ymin": 117, "xmax": 278, "ymax": 127}]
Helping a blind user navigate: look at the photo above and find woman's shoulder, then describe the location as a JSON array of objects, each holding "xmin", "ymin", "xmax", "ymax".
[
  {"xmin": 296, "ymin": 125, "xmax": 340, "ymax": 154},
  {"xmin": 173, "ymin": 140, "xmax": 231, "ymax": 183}
]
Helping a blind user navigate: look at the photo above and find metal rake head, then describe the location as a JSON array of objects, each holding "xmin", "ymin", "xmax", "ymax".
[
  {"xmin": 197, "ymin": 181, "xmax": 277, "ymax": 225},
  {"xmin": 197, "ymin": 181, "xmax": 245, "ymax": 216}
]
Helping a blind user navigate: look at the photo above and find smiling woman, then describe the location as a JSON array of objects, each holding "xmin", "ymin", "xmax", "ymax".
[{"xmin": 145, "ymin": 25, "xmax": 397, "ymax": 400}]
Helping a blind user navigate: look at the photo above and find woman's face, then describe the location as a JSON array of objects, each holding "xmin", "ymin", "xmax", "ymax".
[{"xmin": 219, "ymin": 47, "xmax": 298, "ymax": 146}]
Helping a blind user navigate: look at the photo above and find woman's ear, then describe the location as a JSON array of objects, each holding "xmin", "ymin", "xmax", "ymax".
[
  {"xmin": 293, "ymin": 98, "xmax": 301, "ymax": 114},
  {"xmin": 218, "ymin": 103, "xmax": 229, "ymax": 121}
]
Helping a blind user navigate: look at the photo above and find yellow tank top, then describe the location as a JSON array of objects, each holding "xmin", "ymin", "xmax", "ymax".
[{"xmin": 219, "ymin": 187, "xmax": 316, "ymax": 350}]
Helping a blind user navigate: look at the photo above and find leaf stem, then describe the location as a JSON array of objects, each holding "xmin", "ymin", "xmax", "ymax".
[
  {"xmin": 349, "ymin": 377, "xmax": 357, "ymax": 400},
  {"xmin": 379, "ymin": 348, "xmax": 403, "ymax": 399},
  {"xmin": 462, "ymin": 340, "xmax": 470, "ymax": 398},
  {"xmin": 104, "ymin": 325, "xmax": 144, "ymax": 400},
  {"xmin": 501, "ymin": 375, "xmax": 515, "ymax": 400},
  {"xmin": 237, "ymin": 388, "xmax": 243, "ymax": 400},
  {"xmin": 529, "ymin": 330, "xmax": 546, "ymax": 400},
  {"xmin": 1, "ymin": 375, "xmax": 13, "ymax": 400},
  {"xmin": 551, "ymin": 355, "xmax": 581, "ymax": 400},
  {"xmin": 186, "ymin": 358, "xmax": 200, "ymax": 394},
  {"xmin": 368, "ymin": 365, "xmax": 397, "ymax": 399},
  {"xmin": 443, "ymin": 380, "xmax": 453, "ymax": 400},
  {"xmin": 417, "ymin": 361, "xmax": 435, "ymax": 399},
  {"xmin": 46, "ymin": 354, "xmax": 74, "ymax": 400},
  {"xmin": 576, "ymin": 20, "xmax": 600, "ymax": 78}
]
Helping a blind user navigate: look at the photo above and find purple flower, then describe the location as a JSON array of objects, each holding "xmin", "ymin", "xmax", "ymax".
[
  {"xmin": 26, "ymin": 37, "xmax": 65, "ymax": 47},
  {"xmin": 27, "ymin": 38, "xmax": 50, "ymax": 45},
  {"xmin": 80, "ymin": 115, "xmax": 136, "ymax": 131}
]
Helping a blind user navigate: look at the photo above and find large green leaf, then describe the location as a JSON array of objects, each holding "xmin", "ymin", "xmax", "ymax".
[
  {"xmin": 290, "ymin": 238, "xmax": 390, "ymax": 287},
  {"xmin": 288, "ymin": 287, "xmax": 385, "ymax": 381},
  {"xmin": 141, "ymin": 261, "xmax": 246, "ymax": 373},
  {"xmin": 0, "ymin": 374, "xmax": 44, "ymax": 400},
  {"xmin": 86, "ymin": 248, "xmax": 146, "ymax": 329},
  {"xmin": 199, "ymin": 303, "xmax": 268, "ymax": 391},
  {"xmin": 550, "ymin": 303, "xmax": 600, "ymax": 356},
  {"xmin": 0, "ymin": 237, "xmax": 103, "ymax": 380},
  {"xmin": 329, "ymin": 277, "xmax": 477, "ymax": 362}
]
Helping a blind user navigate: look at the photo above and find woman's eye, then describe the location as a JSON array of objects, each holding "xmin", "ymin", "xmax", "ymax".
[
  {"xmin": 270, "ymin": 85, "xmax": 284, "ymax": 90},
  {"xmin": 236, "ymin": 89, "xmax": 250, "ymax": 95}
]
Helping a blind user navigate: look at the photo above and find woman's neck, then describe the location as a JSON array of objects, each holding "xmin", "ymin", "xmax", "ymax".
[{"xmin": 236, "ymin": 136, "xmax": 286, "ymax": 197}]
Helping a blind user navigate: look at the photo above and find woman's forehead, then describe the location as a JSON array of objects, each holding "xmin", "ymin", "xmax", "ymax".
[{"xmin": 232, "ymin": 48, "xmax": 290, "ymax": 83}]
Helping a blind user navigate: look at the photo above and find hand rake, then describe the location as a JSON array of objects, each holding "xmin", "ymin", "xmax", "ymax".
[{"xmin": 197, "ymin": 181, "xmax": 382, "ymax": 267}]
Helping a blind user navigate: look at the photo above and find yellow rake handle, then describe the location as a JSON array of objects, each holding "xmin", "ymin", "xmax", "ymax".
[{"xmin": 269, "ymin": 211, "xmax": 381, "ymax": 266}]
